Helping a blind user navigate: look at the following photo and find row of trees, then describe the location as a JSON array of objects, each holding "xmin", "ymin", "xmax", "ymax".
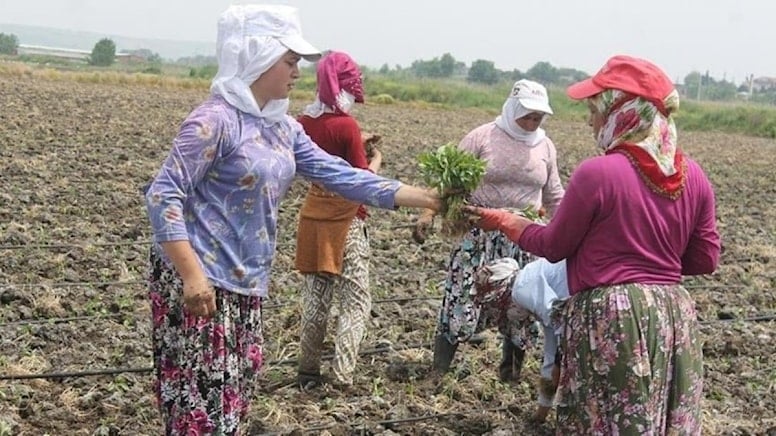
[
  {"xmin": 4, "ymin": 33, "xmax": 776, "ymax": 104},
  {"xmin": 382, "ymin": 52, "xmax": 776, "ymax": 104},
  {"xmin": 377, "ymin": 52, "xmax": 589, "ymax": 86}
]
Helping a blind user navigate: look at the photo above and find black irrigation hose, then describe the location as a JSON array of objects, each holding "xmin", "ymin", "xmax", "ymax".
[
  {"xmin": 683, "ymin": 284, "xmax": 747, "ymax": 289},
  {"xmin": 0, "ymin": 313, "xmax": 126, "ymax": 327},
  {"xmin": 257, "ymin": 406, "xmax": 513, "ymax": 436},
  {"xmin": 1, "ymin": 279, "xmax": 749, "ymax": 291},
  {"xmin": 2, "ymin": 314, "xmax": 775, "ymax": 381},
  {"xmin": 2, "ymin": 280, "xmax": 146, "ymax": 289},
  {"xmin": 0, "ymin": 296, "xmax": 441, "ymax": 328},
  {"xmin": 1, "ymin": 266, "xmax": 442, "ymax": 291},
  {"xmin": 0, "ymin": 241, "xmax": 151, "ymax": 250},
  {"xmin": 0, "ymin": 366, "xmax": 154, "ymax": 380},
  {"xmin": 0, "ymin": 342, "xmax": 430, "ymax": 381},
  {"xmin": 700, "ymin": 314, "xmax": 776, "ymax": 324}
]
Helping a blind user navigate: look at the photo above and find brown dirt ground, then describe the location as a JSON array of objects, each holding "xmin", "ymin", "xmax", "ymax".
[{"xmin": 0, "ymin": 74, "xmax": 774, "ymax": 435}]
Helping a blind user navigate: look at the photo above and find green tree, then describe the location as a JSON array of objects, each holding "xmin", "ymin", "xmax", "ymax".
[
  {"xmin": 526, "ymin": 61, "xmax": 559, "ymax": 84},
  {"xmin": 502, "ymin": 68, "xmax": 525, "ymax": 82},
  {"xmin": 556, "ymin": 67, "xmax": 589, "ymax": 85},
  {"xmin": 410, "ymin": 58, "xmax": 441, "ymax": 77},
  {"xmin": 467, "ymin": 59, "xmax": 499, "ymax": 84},
  {"xmin": 410, "ymin": 53, "xmax": 460, "ymax": 78},
  {"xmin": 89, "ymin": 38, "xmax": 116, "ymax": 66},
  {"xmin": 438, "ymin": 52, "xmax": 456, "ymax": 77},
  {"xmin": 0, "ymin": 33, "xmax": 19, "ymax": 55}
]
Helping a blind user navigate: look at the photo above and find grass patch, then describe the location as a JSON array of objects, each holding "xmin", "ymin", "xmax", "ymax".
[
  {"xmin": 677, "ymin": 100, "xmax": 776, "ymax": 138},
  {"xmin": 2, "ymin": 60, "xmax": 775, "ymax": 138}
]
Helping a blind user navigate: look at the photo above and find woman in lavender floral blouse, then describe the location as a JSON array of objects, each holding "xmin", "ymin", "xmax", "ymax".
[{"xmin": 143, "ymin": 5, "xmax": 440, "ymax": 435}]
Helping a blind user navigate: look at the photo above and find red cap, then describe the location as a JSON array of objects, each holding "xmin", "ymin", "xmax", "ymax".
[{"xmin": 567, "ymin": 55, "xmax": 674, "ymax": 115}]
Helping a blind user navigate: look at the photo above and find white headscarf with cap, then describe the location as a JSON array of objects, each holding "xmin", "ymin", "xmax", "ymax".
[
  {"xmin": 210, "ymin": 4, "xmax": 321, "ymax": 124},
  {"xmin": 495, "ymin": 79, "xmax": 554, "ymax": 147}
]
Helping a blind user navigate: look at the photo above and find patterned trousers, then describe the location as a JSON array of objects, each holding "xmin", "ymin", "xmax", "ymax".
[{"xmin": 298, "ymin": 218, "xmax": 370, "ymax": 385}]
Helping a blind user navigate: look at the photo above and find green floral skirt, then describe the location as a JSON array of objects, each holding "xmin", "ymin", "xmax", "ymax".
[{"xmin": 556, "ymin": 283, "xmax": 703, "ymax": 435}]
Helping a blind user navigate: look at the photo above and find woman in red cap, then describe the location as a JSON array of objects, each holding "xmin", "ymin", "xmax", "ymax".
[
  {"xmin": 294, "ymin": 51, "xmax": 383, "ymax": 388},
  {"xmin": 465, "ymin": 55, "xmax": 720, "ymax": 434}
]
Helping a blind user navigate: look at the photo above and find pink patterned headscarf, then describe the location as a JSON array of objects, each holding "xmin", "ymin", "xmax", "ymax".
[{"xmin": 316, "ymin": 51, "xmax": 364, "ymax": 113}]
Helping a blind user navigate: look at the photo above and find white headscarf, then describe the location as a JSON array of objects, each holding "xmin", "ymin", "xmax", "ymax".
[
  {"xmin": 210, "ymin": 5, "xmax": 321, "ymax": 124},
  {"xmin": 302, "ymin": 90, "xmax": 357, "ymax": 118},
  {"xmin": 495, "ymin": 102, "xmax": 547, "ymax": 146},
  {"xmin": 495, "ymin": 79, "xmax": 554, "ymax": 147}
]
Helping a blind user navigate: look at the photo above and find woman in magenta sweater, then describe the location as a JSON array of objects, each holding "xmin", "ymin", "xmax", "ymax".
[{"xmin": 466, "ymin": 55, "xmax": 720, "ymax": 434}]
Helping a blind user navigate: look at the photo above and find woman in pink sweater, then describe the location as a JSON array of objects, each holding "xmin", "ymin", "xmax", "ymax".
[
  {"xmin": 414, "ymin": 79, "xmax": 565, "ymax": 380},
  {"xmin": 467, "ymin": 55, "xmax": 720, "ymax": 435}
]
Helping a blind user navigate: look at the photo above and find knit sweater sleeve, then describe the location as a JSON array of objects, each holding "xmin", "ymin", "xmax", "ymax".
[
  {"xmin": 681, "ymin": 162, "xmax": 721, "ymax": 275},
  {"xmin": 519, "ymin": 158, "xmax": 601, "ymax": 262}
]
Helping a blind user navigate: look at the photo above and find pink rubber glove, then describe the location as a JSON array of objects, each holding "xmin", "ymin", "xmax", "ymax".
[{"xmin": 465, "ymin": 206, "xmax": 533, "ymax": 243}]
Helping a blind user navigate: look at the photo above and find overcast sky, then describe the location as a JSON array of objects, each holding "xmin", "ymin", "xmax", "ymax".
[{"xmin": 2, "ymin": 0, "xmax": 773, "ymax": 83}]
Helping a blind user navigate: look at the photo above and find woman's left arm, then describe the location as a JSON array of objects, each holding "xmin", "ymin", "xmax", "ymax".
[
  {"xmin": 293, "ymin": 124, "xmax": 439, "ymax": 211},
  {"xmin": 681, "ymin": 172, "xmax": 721, "ymax": 275}
]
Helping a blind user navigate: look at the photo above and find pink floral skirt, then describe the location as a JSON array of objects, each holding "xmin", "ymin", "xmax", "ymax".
[{"xmin": 148, "ymin": 248, "xmax": 264, "ymax": 435}]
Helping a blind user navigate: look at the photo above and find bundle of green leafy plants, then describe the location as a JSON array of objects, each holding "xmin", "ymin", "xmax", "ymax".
[
  {"xmin": 517, "ymin": 205, "xmax": 542, "ymax": 221},
  {"xmin": 418, "ymin": 142, "xmax": 487, "ymax": 236}
]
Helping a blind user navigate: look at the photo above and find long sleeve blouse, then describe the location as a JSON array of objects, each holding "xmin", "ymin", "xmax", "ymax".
[
  {"xmin": 460, "ymin": 122, "xmax": 564, "ymax": 215},
  {"xmin": 145, "ymin": 95, "xmax": 401, "ymax": 296},
  {"xmin": 519, "ymin": 153, "xmax": 720, "ymax": 295}
]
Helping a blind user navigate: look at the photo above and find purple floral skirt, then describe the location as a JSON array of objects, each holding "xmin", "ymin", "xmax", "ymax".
[{"xmin": 148, "ymin": 248, "xmax": 264, "ymax": 435}]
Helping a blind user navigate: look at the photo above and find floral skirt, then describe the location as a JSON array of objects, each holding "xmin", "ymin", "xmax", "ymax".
[
  {"xmin": 148, "ymin": 247, "xmax": 264, "ymax": 435},
  {"xmin": 556, "ymin": 283, "xmax": 703, "ymax": 435},
  {"xmin": 436, "ymin": 227, "xmax": 535, "ymax": 345}
]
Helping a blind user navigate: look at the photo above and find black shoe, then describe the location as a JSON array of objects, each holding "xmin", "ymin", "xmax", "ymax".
[
  {"xmin": 297, "ymin": 371, "xmax": 323, "ymax": 390},
  {"xmin": 432, "ymin": 334, "xmax": 459, "ymax": 373},
  {"xmin": 499, "ymin": 337, "xmax": 526, "ymax": 382}
]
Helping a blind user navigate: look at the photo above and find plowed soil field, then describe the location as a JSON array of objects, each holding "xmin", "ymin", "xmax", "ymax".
[{"xmin": 1, "ymin": 74, "xmax": 774, "ymax": 435}]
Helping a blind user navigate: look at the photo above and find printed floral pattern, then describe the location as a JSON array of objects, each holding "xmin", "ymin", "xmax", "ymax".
[
  {"xmin": 144, "ymin": 95, "xmax": 401, "ymax": 297},
  {"xmin": 437, "ymin": 226, "xmax": 535, "ymax": 346},
  {"xmin": 149, "ymin": 248, "xmax": 264, "ymax": 435},
  {"xmin": 556, "ymin": 283, "xmax": 703, "ymax": 435},
  {"xmin": 591, "ymin": 89, "xmax": 680, "ymax": 178}
]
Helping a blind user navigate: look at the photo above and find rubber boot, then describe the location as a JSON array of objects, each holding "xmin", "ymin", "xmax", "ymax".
[
  {"xmin": 432, "ymin": 334, "xmax": 459, "ymax": 373},
  {"xmin": 499, "ymin": 337, "xmax": 526, "ymax": 382},
  {"xmin": 297, "ymin": 370, "xmax": 323, "ymax": 390}
]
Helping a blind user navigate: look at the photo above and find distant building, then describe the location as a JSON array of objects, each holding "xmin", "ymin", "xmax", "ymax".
[
  {"xmin": 17, "ymin": 44, "xmax": 90, "ymax": 61},
  {"xmin": 751, "ymin": 76, "xmax": 776, "ymax": 92},
  {"xmin": 16, "ymin": 44, "xmax": 142, "ymax": 64}
]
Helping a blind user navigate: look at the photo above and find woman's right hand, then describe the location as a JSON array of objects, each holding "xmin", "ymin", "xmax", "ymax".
[
  {"xmin": 159, "ymin": 241, "xmax": 217, "ymax": 318},
  {"xmin": 412, "ymin": 209, "xmax": 435, "ymax": 244},
  {"xmin": 463, "ymin": 206, "xmax": 533, "ymax": 244},
  {"xmin": 183, "ymin": 276, "xmax": 216, "ymax": 318}
]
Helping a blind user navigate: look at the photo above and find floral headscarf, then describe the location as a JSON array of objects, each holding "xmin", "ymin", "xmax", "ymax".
[
  {"xmin": 474, "ymin": 258, "xmax": 539, "ymax": 350},
  {"xmin": 590, "ymin": 89, "xmax": 686, "ymax": 199},
  {"xmin": 302, "ymin": 51, "xmax": 364, "ymax": 118}
]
